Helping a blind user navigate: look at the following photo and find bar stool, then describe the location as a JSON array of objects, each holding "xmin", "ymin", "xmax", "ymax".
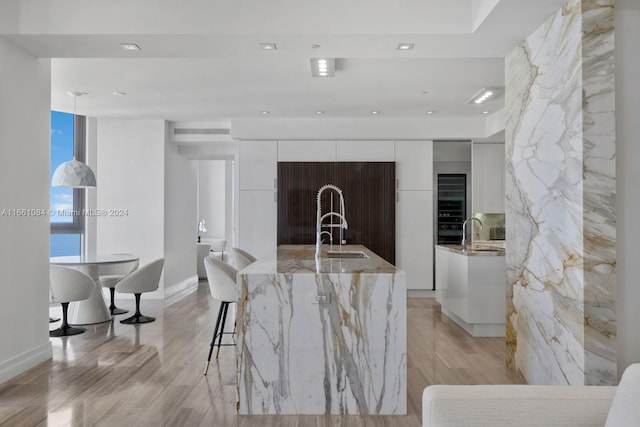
[
  {"xmin": 229, "ymin": 247, "xmax": 257, "ymax": 270},
  {"xmin": 203, "ymin": 256, "xmax": 239, "ymax": 375}
]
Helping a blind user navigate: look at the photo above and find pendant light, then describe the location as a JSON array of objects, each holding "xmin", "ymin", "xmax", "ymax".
[{"xmin": 51, "ymin": 92, "xmax": 97, "ymax": 188}]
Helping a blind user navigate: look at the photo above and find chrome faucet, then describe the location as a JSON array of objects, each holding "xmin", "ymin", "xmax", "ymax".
[
  {"xmin": 315, "ymin": 184, "xmax": 348, "ymax": 258},
  {"xmin": 461, "ymin": 217, "xmax": 483, "ymax": 250}
]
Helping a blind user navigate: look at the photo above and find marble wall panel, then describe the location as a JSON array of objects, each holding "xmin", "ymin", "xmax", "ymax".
[{"xmin": 505, "ymin": 0, "xmax": 616, "ymax": 385}]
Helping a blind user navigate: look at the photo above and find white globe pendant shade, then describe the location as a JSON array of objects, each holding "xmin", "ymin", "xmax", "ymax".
[{"xmin": 52, "ymin": 159, "xmax": 96, "ymax": 188}]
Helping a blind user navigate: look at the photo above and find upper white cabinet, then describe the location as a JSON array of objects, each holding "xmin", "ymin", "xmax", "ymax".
[
  {"xmin": 395, "ymin": 140, "xmax": 433, "ymax": 190},
  {"xmin": 472, "ymin": 143, "xmax": 505, "ymax": 213},
  {"xmin": 239, "ymin": 140, "xmax": 277, "ymax": 190},
  {"xmin": 278, "ymin": 140, "xmax": 336, "ymax": 161},
  {"xmin": 336, "ymin": 140, "xmax": 395, "ymax": 161}
]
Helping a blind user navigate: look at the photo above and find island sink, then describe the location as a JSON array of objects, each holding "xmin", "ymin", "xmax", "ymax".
[{"xmin": 326, "ymin": 250, "xmax": 369, "ymax": 258}]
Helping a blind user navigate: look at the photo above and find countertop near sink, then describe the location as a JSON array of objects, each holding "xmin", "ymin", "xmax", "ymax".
[
  {"xmin": 240, "ymin": 244, "xmax": 401, "ymax": 275},
  {"xmin": 436, "ymin": 244, "xmax": 505, "ymax": 256}
]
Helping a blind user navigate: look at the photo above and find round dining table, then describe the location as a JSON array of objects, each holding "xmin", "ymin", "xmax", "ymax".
[{"xmin": 50, "ymin": 254, "xmax": 140, "ymax": 325}]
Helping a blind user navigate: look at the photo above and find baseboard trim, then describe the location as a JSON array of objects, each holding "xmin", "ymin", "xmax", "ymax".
[
  {"xmin": 164, "ymin": 275, "xmax": 199, "ymax": 306},
  {"xmin": 407, "ymin": 289, "xmax": 436, "ymax": 298},
  {"xmin": 441, "ymin": 307, "xmax": 506, "ymax": 338},
  {"xmin": 0, "ymin": 342, "xmax": 52, "ymax": 385}
]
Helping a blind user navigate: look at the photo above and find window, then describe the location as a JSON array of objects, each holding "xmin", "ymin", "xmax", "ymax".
[{"xmin": 50, "ymin": 111, "xmax": 86, "ymax": 256}]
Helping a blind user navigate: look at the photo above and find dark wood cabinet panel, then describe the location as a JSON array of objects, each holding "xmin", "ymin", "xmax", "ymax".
[{"xmin": 277, "ymin": 162, "xmax": 395, "ymax": 264}]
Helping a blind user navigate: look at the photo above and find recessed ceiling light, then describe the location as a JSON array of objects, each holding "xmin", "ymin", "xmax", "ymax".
[
  {"xmin": 260, "ymin": 110, "xmax": 270, "ymax": 115},
  {"xmin": 370, "ymin": 111, "xmax": 380, "ymax": 115},
  {"xmin": 397, "ymin": 43, "xmax": 415, "ymax": 50},
  {"xmin": 467, "ymin": 87, "xmax": 502, "ymax": 104},
  {"xmin": 482, "ymin": 111, "xmax": 490, "ymax": 114},
  {"xmin": 112, "ymin": 91, "xmax": 127, "ymax": 96},
  {"xmin": 120, "ymin": 43, "xmax": 141, "ymax": 51},
  {"xmin": 315, "ymin": 111, "xmax": 325, "ymax": 115},
  {"xmin": 310, "ymin": 58, "xmax": 335, "ymax": 77},
  {"xmin": 259, "ymin": 43, "xmax": 277, "ymax": 50},
  {"xmin": 426, "ymin": 111, "xmax": 435, "ymax": 115}
]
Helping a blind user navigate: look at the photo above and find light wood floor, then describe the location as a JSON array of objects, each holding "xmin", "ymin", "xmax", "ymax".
[{"xmin": 0, "ymin": 283, "xmax": 523, "ymax": 427}]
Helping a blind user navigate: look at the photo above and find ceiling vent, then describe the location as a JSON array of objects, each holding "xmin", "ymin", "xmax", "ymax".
[{"xmin": 173, "ymin": 128, "xmax": 230, "ymax": 135}]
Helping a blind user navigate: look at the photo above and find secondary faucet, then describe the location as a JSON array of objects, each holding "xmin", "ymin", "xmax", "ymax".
[
  {"xmin": 461, "ymin": 217, "xmax": 483, "ymax": 250},
  {"xmin": 319, "ymin": 230, "xmax": 333, "ymax": 246},
  {"xmin": 315, "ymin": 184, "xmax": 348, "ymax": 258}
]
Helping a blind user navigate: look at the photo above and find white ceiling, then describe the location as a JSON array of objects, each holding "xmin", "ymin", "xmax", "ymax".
[{"xmin": 0, "ymin": 0, "xmax": 565, "ymax": 123}]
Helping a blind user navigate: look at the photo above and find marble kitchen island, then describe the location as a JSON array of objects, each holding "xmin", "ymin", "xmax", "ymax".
[{"xmin": 236, "ymin": 244, "xmax": 406, "ymax": 415}]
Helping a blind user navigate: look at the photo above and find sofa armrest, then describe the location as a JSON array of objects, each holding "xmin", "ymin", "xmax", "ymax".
[{"xmin": 423, "ymin": 385, "xmax": 616, "ymax": 427}]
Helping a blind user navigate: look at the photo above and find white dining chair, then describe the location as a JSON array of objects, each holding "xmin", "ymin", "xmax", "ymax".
[
  {"xmin": 115, "ymin": 258, "xmax": 164, "ymax": 324},
  {"xmin": 203, "ymin": 256, "xmax": 239, "ymax": 375},
  {"xmin": 99, "ymin": 254, "xmax": 139, "ymax": 315},
  {"xmin": 49, "ymin": 266, "xmax": 95, "ymax": 337}
]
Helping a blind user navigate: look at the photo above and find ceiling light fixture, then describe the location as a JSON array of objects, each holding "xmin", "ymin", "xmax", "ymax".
[
  {"xmin": 370, "ymin": 111, "xmax": 380, "ymax": 115},
  {"xmin": 112, "ymin": 91, "xmax": 126, "ymax": 96},
  {"xmin": 311, "ymin": 44, "xmax": 321, "ymax": 49},
  {"xmin": 467, "ymin": 87, "xmax": 502, "ymax": 104},
  {"xmin": 259, "ymin": 43, "xmax": 277, "ymax": 50},
  {"xmin": 397, "ymin": 43, "xmax": 415, "ymax": 50},
  {"xmin": 120, "ymin": 43, "xmax": 141, "ymax": 51},
  {"xmin": 315, "ymin": 111, "xmax": 325, "ymax": 115},
  {"xmin": 260, "ymin": 110, "xmax": 270, "ymax": 115},
  {"xmin": 426, "ymin": 111, "xmax": 435, "ymax": 115},
  {"xmin": 52, "ymin": 92, "xmax": 96, "ymax": 188},
  {"xmin": 310, "ymin": 58, "xmax": 335, "ymax": 77},
  {"xmin": 482, "ymin": 111, "xmax": 490, "ymax": 114}
]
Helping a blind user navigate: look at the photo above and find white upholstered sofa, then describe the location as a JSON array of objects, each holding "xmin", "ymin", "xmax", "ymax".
[{"xmin": 422, "ymin": 364, "xmax": 640, "ymax": 427}]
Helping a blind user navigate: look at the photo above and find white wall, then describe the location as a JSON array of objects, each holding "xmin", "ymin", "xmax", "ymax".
[
  {"xmin": 615, "ymin": 4, "xmax": 640, "ymax": 378},
  {"xmin": 0, "ymin": 38, "xmax": 52, "ymax": 383},
  {"xmin": 164, "ymin": 132, "xmax": 198, "ymax": 297},
  {"xmin": 198, "ymin": 160, "xmax": 226, "ymax": 240},
  {"xmin": 96, "ymin": 118, "xmax": 165, "ymax": 296}
]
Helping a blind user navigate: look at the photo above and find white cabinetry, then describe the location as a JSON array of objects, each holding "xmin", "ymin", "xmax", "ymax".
[
  {"xmin": 239, "ymin": 140, "xmax": 277, "ymax": 190},
  {"xmin": 337, "ymin": 140, "xmax": 395, "ymax": 161},
  {"xmin": 472, "ymin": 143, "xmax": 505, "ymax": 213},
  {"xmin": 396, "ymin": 190, "xmax": 433, "ymax": 290},
  {"xmin": 435, "ymin": 246, "xmax": 505, "ymax": 337},
  {"xmin": 238, "ymin": 190, "xmax": 277, "ymax": 259},
  {"xmin": 395, "ymin": 140, "xmax": 434, "ymax": 291},
  {"xmin": 238, "ymin": 140, "xmax": 277, "ymax": 257},
  {"xmin": 278, "ymin": 140, "xmax": 336, "ymax": 161},
  {"xmin": 395, "ymin": 140, "xmax": 433, "ymax": 190}
]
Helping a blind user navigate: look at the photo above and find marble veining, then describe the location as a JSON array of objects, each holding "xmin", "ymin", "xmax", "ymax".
[
  {"xmin": 237, "ymin": 245, "xmax": 406, "ymax": 415},
  {"xmin": 505, "ymin": 0, "xmax": 615, "ymax": 385}
]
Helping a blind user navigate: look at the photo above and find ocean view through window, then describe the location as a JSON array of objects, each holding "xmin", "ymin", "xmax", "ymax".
[{"xmin": 50, "ymin": 111, "xmax": 82, "ymax": 256}]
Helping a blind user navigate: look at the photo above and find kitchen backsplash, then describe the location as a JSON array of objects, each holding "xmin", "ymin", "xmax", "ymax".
[{"xmin": 471, "ymin": 213, "xmax": 505, "ymax": 241}]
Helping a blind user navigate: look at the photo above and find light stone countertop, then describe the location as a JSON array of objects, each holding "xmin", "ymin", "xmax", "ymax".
[
  {"xmin": 240, "ymin": 244, "xmax": 401, "ymax": 275},
  {"xmin": 435, "ymin": 244, "xmax": 505, "ymax": 257}
]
